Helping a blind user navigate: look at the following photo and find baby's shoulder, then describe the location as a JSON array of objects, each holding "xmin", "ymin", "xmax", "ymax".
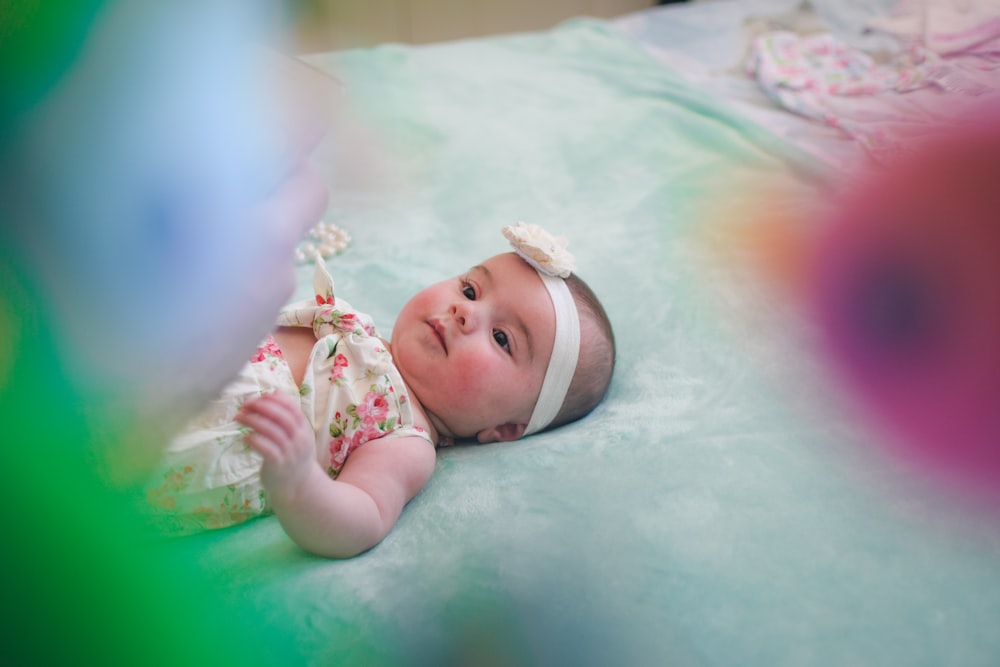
[{"xmin": 340, "ymin": 430, "xmax": 437, "ymax": 493}]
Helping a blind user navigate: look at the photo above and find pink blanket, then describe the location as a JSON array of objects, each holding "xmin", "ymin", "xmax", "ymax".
[{"xmin": 747, "ymin": 0, "xmax": 1000, "ymax": 162}]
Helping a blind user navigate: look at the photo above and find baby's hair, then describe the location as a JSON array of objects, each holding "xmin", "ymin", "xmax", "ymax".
[{"xmin": 548, "ymin": 273, "xmax": 615, "ymax": 430}]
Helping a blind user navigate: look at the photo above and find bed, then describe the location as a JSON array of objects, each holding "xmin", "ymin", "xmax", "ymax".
[
  {"xmin": 8, "ymin": 0, "xmax": 1000, "ymax": 665},
  {"xmin": 139, "ymin": 1, "xmax": 1000, "ymax": 664}
]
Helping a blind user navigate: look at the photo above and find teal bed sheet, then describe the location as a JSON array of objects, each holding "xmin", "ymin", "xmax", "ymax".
[{"xmin": 163, "ymin": 19, "xmax": 1000, "ymax": 666}]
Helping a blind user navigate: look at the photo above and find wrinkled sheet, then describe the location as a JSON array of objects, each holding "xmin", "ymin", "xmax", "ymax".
[{"xmin": 164, "ymin": 16, "xmax": 1000, "ymax": 667}]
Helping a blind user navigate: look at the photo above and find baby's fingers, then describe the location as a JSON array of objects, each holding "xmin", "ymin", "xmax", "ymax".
[
  {"xmin": 238, "ymin": 412, "xmax": 285, "ymax": 456},
  {"xmin": 238, "ymin": 392, "xmax": 302, "ymax": 428},
  {"xmin": 235, "ymin": 393, "xmax": 312, "ymax": 459}
]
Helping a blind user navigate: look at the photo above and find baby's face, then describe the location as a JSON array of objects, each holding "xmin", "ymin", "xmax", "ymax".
[{"xmin": 391, "ymin": 252, "xmax": 556, "ymax": 442}]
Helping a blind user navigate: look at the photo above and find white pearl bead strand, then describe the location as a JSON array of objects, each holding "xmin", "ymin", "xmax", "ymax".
[{"xmin": 294, "ymin": 221, "xmax": 351, "ymax": 264}]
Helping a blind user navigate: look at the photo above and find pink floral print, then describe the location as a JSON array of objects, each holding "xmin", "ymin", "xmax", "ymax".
[
  {"xmin": 144, "ymin": 261, "xmax": 431, "ymax": 534},
  {"xmin": 326, "ymin": 389, "xmax": 400, "ymax": 477},
  {"xmin": 250, "ymin": 335, "xmax": 285, "ymax": 370},
  {"xmin": 329, "ymin": 353, "xmax": 349, "ymax": 383}
]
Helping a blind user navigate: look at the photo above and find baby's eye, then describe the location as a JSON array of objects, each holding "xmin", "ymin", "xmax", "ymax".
[
  {"xmin": 493, "ymin": 329, "xmax": 510, "ymax": 352},
  {"xmin": 461, "ymin": 281, "xmax": 476, "ymax": 300}
]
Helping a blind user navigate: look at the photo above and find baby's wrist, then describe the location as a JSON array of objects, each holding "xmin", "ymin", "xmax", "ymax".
[{"xmin": 264, "ymin": 461, "xmax": 322, "ymax": 507}]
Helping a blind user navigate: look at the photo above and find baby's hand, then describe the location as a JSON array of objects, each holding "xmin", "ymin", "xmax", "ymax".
[{"xmin": 236, "ymin": 392, "xmax": 316, "ymax": 498}]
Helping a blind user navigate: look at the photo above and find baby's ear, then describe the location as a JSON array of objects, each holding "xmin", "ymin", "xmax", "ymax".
[{"xmin": 476, "ymin": 422, "xmax": 527, "ymax": 443}]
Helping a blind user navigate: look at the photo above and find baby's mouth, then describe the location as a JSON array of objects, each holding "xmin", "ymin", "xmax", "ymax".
[{"xmin": 429, "ymin": 320, "xmax": 447, "ymax": 353}]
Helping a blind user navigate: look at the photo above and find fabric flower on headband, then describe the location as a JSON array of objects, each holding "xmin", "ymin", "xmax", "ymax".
[{"xmin": 502, "ymin": 222, "xmax": 576, "ymax": 278}]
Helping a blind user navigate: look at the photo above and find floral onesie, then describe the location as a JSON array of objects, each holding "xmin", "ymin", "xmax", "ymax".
[{"xmin": 143, "ymin": 262, "xmax": 431, "ymax": 534}]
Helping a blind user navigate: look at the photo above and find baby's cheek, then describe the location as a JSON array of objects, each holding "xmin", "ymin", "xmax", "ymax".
[
  {"xmin": 443, "ymin": 371, "xmax": 479, "ymax": 405},
  {"xmin": 455, "ymin": 358, "xmax": 509, "ymax": 406}
]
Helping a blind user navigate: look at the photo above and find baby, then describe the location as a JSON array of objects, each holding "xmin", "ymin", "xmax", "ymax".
[{"xmin": 144, "ymin": 223, "xmax": 615, "ymax": 558}]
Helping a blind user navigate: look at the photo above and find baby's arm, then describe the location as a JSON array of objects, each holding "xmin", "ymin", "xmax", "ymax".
[{"xmin": 236, "ymin": 393, "xmax": 436, "ymax": 558}]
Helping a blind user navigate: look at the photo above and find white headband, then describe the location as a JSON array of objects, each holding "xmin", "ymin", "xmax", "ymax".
[{"xmin": 502, "ymin": 223, "xmax": 580, "ymax": 435}]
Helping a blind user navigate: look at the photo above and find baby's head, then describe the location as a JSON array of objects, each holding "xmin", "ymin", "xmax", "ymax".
[{"xmin": 391, "ymin": 223, "xmax": 615, "ymax": 444}]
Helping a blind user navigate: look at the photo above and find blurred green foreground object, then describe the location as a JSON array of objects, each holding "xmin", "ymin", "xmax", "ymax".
[{"xmin": 1, "ymin": 2, "xmax": 304, "ymax": 664}]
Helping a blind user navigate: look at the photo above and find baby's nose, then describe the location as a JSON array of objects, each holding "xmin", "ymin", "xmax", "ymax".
[{"xmin": 451, "ymin": 302, "xmax": 477, "ymax": 332}]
